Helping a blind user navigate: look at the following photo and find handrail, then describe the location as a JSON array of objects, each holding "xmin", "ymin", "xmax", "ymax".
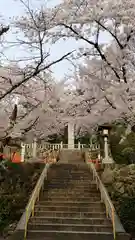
[
  {"xmin": 24, "ymin": 163, "xmax": 50, "ymax": 239},
  {"xmin": 88, "ymin": 161, "xmax": 116, "ymax": 239},
  {"xmin": 23, "ymin": 149, "xmax": 59, "ymax": 238},
  {"xmin": 86, "ymin": 152, "xmax": 125, "ymax": 239},
  {"xmin": 12, "ymin": 150, "xmax": 60, "ymax": 240}
]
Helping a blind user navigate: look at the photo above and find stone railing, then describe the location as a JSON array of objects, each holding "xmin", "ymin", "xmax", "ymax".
[{"xmin": 20, "ymin": 142, "xmax": 100, "ymax": 162}]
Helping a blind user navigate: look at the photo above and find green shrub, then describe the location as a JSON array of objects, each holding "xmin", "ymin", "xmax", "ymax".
[
  {"xmin": 0, "ymin": 163, "xmax": 44, "ymax": 233},
  {"xmin": 118, "ymin": 198, "xmax": 135, "ymax": 235},
  {"xmin": 109, "ymin": 126, "xmax": 135, "ymax": 164}
]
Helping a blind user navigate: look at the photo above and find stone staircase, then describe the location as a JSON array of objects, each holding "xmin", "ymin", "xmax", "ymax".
[
  {"xmin": 25, "ymin": 163, "xmax": 129, "ymax": 240},
  {"xmin": 58, "ymin": 150, "xmax": 84, "ymax": 163}
]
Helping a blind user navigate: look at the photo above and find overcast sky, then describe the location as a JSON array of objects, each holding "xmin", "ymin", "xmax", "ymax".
[{"xmin": 0, "ymin": 0, "xmax": 111, "ymax": 80}]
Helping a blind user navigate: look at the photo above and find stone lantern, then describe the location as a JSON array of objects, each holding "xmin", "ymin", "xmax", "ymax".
[{"xmin": 98, "ymin": 124, "xmax": 113, "ymax": 164}]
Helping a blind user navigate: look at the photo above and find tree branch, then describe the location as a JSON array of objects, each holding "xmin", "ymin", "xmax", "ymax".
[
  {"xmin": 0, "ymin": 50, "xmax": 75, "ymax": 101},
  {"xmin": 0, "ymin": 75, "xmax": 13, "ymax": 86},
  {"xmin": 100, "ymin": 87, "xmax": 117, "ymax": 109},
  {"xmin": 95, "ymin": 20, "xmax": 134, "ymax": 83},
  {"xmin": 95, "ymin": 20, "xmax": 123, "ymax": 49},
  {"xmin": 21, "ymin": 117, "xmax": 39, "ymax": 134},
  {"xmin": 60, "ymin": 23, "xmax": 121, "ymax": 81},
  {"xmin": 0, "ymin": 26, "xmax": 9, "ymax": 37},
  {"xmin": 104, "ymin": 96, "xmax": 117, "ymax": 109}
]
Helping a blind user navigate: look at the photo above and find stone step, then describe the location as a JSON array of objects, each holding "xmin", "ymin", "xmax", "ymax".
[
  {"xmin": 30, "ymin": 216, "xmax": 111, "ymax": 225},
  {"xmin": 28, "ymin": 223, "xmax": 112, "ymax": 232},
  {"xmin": 48, "ymin": 171, "xmax": 91, "ymax": 175},
  {"xmin": 54, "ymin": 169, "xmax": 90, "ymax": 172},
  {"xmin": 49, "ymin": 176, "xmax": 93, "ymax": 180},
  {"xmin": 26, "ymin": 231, "xmax": 130, "ymax": 240},
  {"xmin": 49, "ymin": 165, "xmax": 90, "ymax": 170},
  {"xmin": 43, "ymin": 188, "xmax": 97, "ymax": 193},
  {"xmin": 37, "ymin": 201, "xmax": 102, "ymax": 207},
  {"xmin": 44, "ymin": 185, "xmax": 97, "ymax": 190},
  {"xmin": 54, "ymin": 167, "xmax": 90, "ymax": 170},
  {"xmin": 35, "ymin": 205, "xmax": 105, "ymax": 212},
  {"xmin": 43, "ymin": 185, "xmax": 98, "ymax": 193},
  {"xmin": 52, "ymin": 164, "xmax": 88, "ymax": 167},
  {"xmin": 40, "ymin": 196, "xmax": 101, "ymax": 202},
  {"xmin": 48, "ymin": 178, "xmax": 95, "ymax": 182},
  {"xmin": 51, "ymin": 170, "xmax": 90, "ymax": 172},
  {"xmin": 50, "ymin": 169, "xmax": 91, "ymax": 173},
  {"xmin": 55, "ymin": 171, "xmax": 91, "ymax": 175},
  {"xmin": 44, "ymin": 191, "xmax": 100, "ymax": 198},
  {"xmin": 46, "ymin": 183, "xmax": 96, "ymax": 188},
  {"xmin": 47, "ymin": 180, "xmax": 95, "ymax": 185},
  {"xmin": 56, "ymin": 170, "xmax": 93, "ymax": 178},
  {"xmin": 59, "ymin": 158, "xmax": 84, "ymax": 162},
  {"xmin": 34, "ymin": 210, "xmax": 106, "ymax": 218},
  {"xmin": 43, "ymin": 189, "xmax": 99, "ymax": 195}
]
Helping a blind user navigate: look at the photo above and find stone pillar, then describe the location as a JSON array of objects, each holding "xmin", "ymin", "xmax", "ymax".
[
  {"xmin": 60, "ymin": 141, "xmax": 63, "ymax": 149},
  {"xmin": 33, "ymin": 138, "xmax": 37, "ymax": 158},
  {"xmin": 21, "ymin": 143, "xmax": 25, "ymax": 162},
  {"xmin": 68, "ymin": 122, "xmax": 74, "ymax": 149},
  {"xmin": 78, "ymin": 141, "xmax": 80, "ymax": 150},
  {"xmin": 98, "ymin": 153, "xmax": 101, "ymax": 161}
]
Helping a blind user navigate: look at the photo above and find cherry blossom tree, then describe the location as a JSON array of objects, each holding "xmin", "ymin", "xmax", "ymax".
[
  {"xmin": 0, "ymin": 0, "xmax": 75, "ymax": 101},
  {"xmin": 43, "ymin": 0, "xmax": 135, "ymax": 132},
  {"xmin": 68, "ymin": 57, "xmax": 135, "ymax": 134},
  {"xmin": 0, "ymin": 0, "xmax": 75, "ymax": 142},
  {"xmin": 2, "ymin": 0, "xmax": 135, "ymax": 143},
  {"xmin": 49, "ymin": 0, "xmax": 135, "ymax": 82}
]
